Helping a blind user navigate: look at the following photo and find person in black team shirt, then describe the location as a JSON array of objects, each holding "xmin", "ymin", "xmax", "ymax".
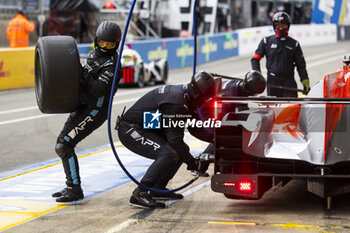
[
  {"xmin": 117, "ymin": 71, "xmax": 215, "ymax": 209},
  {"xmin": 188, "ymin": 71, "xmax": 266, "ymax": 166},
  {"xmin": 52, "ymin": 21, "xmax": 122, "ymax": 202},
  {"xmin": 251, "ymin": 12, "xmax": 310, "ymax": 97}
]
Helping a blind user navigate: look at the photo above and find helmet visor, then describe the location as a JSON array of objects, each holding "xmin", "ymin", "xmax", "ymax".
[
  {"xmin": 97, "ymin": 38, "xmax": 116, "ymax": 49},
  {"xmin": 275, "ymin": 23, "xmax": 288, "ymax": 30}
]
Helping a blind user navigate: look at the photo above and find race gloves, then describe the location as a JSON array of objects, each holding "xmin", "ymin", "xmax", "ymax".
[
  {"xmin": 302, "ymin": 79, "xmax": 310, "ymax": 95},
  {"xmin": 187, "ymin": 157, "xmax": 210, "ymax": 174}
]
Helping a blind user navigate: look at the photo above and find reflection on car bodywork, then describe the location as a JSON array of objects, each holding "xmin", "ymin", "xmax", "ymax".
[{"xmin": 212, "ymin": 59, "xmax": 350, "ymax": 206}]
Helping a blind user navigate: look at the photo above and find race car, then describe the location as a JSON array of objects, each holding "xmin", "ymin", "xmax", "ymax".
[
  {"xmin": 120, "ymin": 47, "xmax": 168, "ymax": 87},
  {"xmin": 210, "ymin": 57, "xmax": 350, "ymax": 208}
]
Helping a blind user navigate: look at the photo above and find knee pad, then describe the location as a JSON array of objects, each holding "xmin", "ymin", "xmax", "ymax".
[{"xmin": 55, "ymin": 142, "xmax": 74, "ymax": 159}]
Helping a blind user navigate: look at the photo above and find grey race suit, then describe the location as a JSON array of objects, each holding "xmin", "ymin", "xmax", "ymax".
[
  {"xmin": 251, "ymin": 35, "xmax": 308, "ymax": 97},
  {"xmin": 57, "ymin": 48, "xmax": 122, "ymax": 187},
  {"xmin": 118, "ymin": 85, "xmax": 194, "ymax": 188}
]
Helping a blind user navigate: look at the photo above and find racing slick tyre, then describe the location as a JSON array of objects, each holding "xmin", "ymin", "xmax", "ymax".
[
  {"xmin": 137, "ymin": 66, "xmax": 145, "ymax": 88},
  {"xmin": 35, "ymin": 36, "xmax": 81, "ymax": 114}
]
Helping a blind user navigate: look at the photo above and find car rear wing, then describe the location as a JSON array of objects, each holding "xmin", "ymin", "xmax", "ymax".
[{"xmin": 217, "ymin": 96, "xmax": 350, "ymax": 105}]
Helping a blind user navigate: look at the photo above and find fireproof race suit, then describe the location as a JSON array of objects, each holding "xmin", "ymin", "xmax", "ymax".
[
  {"xmin": 56, "ymin": 47, "xmax": 122, "ymax": 187},
  {"xmin": 118, "ymin": 84, "xmax": 197, "ymax": 188},
  {"xmin": 251, "ymin": 35, "xmax": 309, "ymax": 97}
]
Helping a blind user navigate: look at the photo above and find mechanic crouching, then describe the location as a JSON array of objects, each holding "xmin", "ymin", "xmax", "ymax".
[
  {"xmin": 188, "ymin": 71, "xmax": 266, "ymax": 166},
  {"xmin": 116, "ymin": 71, "xmax": 215, "ymax": 209},
  {"xmin": 52, "ymin": 21, "xmax": 122, "ymax": 202}
]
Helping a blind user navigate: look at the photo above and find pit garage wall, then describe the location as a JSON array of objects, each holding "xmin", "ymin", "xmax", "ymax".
[
  {"xmin": 0, "ymin": 48, "xmax": 35, "ymax": 91},
  {"xmin": 130, "ymin": 32, "xmax": 239, "ymax": 69},
  {"xmin": 79, "ymin": 23, "xmax": 337, "ymax": 69},
  {"xmin": 237, "ymin": 24, "xmax": 337, "ymax": 56},
  {"xmin": 0, "ymin": 24, "xmax": 338, "ymax": 91}
]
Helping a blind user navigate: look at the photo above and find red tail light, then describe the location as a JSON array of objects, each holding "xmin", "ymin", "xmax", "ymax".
[
  {"xmin": 238, "ymin": 181, "xmax": 253, "ymax": 192},
  {"xmin": 222, "ymin": 179, "xmax": 254, "ymax": 194},
  {"xmin": 213, "ymin": 99, "xmax": 222, "ymax": 119},
  {"xmin": 122, "ymin": 67, "xmax": 134, "ymax": 84},
  {"xmin": 223, "ymin": 182, "xmax": 236, "ymax": 187}
]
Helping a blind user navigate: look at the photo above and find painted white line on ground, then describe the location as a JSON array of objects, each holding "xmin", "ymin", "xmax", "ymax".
[
  {"xmin": 0, "ymin": 134, "xmax": 208, "ymax": 231},
  {"xmin": 0, "ymin": 49, "xmax": 347, "ymax": 122},
  {"xmin": 104, "ymin": 219, "xmax": 138, "ymax": 233},
  {"xmin": 105, "ymin": 179, "xmax": 211, "ymax": 233},
  {"xmin": 0, "ymin": 106, "xmax": 38, "ymax": 115},
  {"xmin": 305, "ymin": 49, "xmax": 346, "ymax": 62},
  {"xmin": 181, "ymin": 179, "xmax": 211, "ymax": 197},
  {"xmin": 0, "ymin": 114, "xmax": 55, "ymax": 126},
  {"xmin": 306, "ymin": 55, "xmax": 343, "ymax": 68},
  {"xmin": 202, "ymin": 49, "xmax": 346, "ymax": 69},
  {"xmin": 0, "ymin": 97, "xmax": 140, "ymax": 126},
  {"xmin": 0, "ymin": 90, "xmax": 151, "ymax": 116},
  {"xmin": 166, "ymin": 179, "xmax": 211, "ymax": 206},
  {"xmin": 230, "ymin": 50, "xmax": 347, "ymax": 79}
]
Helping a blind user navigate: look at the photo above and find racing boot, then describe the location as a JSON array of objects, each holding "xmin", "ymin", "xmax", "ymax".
[
  {"xmin": 54, "ymin": 186, "xmax": 84, "ymax": 202},
  {"xmin": 129, "ymin": 187, "xmax": 166, "ymax": 209},
  {"xmin": 150, "ymin": 186, "xmax": 183, "ymax": 200},
  {"xmin": 52, "ymin": 187, "xmax": 69, "ymax": 198}
]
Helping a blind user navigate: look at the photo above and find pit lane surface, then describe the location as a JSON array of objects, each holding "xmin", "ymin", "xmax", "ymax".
[{"xmin": 1, "ymin": 41, "xmax": 350, "ymax": 232}]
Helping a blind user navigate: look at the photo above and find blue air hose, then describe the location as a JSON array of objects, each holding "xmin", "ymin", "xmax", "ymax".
[
  {"xmin": 192, "ymin": 1, "xmax": 197, "ymax": 76},
  {"xmin": 107, "ymin": 0, "xmax": 199, "ymax": 193}
]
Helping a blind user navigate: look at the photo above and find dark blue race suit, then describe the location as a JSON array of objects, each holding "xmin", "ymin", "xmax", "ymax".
[
  {"xmin": 251, "ymin": 35, "xmax": 309, "ymax": 97},
  {"xmin": 118, "ymin": 85, "xmax": 197, "ymax": 188},
  {"xmin": 57, "ymin": 48, "xmax": 122, "ymax": 187}
]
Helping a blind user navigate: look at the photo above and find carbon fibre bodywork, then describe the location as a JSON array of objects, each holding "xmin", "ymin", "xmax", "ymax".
[{"xmin": 211, "ymin": 66, "xmax": 350, "ymax": 200}]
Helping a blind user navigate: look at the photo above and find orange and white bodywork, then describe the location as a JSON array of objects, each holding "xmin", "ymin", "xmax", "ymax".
[{"xmin": 235, "ymin": 61, "xmax": 350, "ymax": 165}]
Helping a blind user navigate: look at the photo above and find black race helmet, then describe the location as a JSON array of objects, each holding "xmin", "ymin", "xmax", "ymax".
[
  {"xmin": 244, "ymin": 71, "xmax": 266, "ymax": 95},
  {"xmin": 18, "ymin": 10, "xmax": 25, "ymax": 16},
  {"xmin": 272, "ymin": 12, "xmax": 291, "ymax": 31},
  {"xmin": 94, "ymin": 21, "xmax": 122, "ymax": 55},
  {"xmin": 188, "ymin": 71, "xmax": 215, "ymax": 105}
]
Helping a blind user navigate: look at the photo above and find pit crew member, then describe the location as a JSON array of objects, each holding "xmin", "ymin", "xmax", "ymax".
[
  {"xmin": 188, "ymin": 71, "xmax": 266, "ymax": 161},
  {"xmin": 251, "ymin": 12, "xmax": 309, "ymax": 97},
  {"xmin": 52, "ymin": 21, "xmax": 122, "ymax": 202},
  {"xmin": 116, "ymin": 71, "xmax": 215, "ymax": 208}
]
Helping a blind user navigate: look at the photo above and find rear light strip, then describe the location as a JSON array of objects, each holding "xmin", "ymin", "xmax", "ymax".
[
  {"xmin": 123, "ymin": 67, "xmax": 134, "ymax": 84},
  {"xmin": 222, "ymin": 180, "xmax": 254, "ymax": 193}
]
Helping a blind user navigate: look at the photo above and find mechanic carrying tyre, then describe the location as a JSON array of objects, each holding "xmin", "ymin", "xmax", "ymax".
[
  {"xmin": 52, "ymin": 21, "xmax": 123, "ymax": 202},
  {"xmin": 251, "ymin": 12, "xmax": 310, "ymax": 97},
  {"xmin": 116, "ymin": 71, "xmax": 215, "ymax": 209},
  {"xmin": 188, "ymin": 70, "xmax": 266, "ymax": 173}
]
